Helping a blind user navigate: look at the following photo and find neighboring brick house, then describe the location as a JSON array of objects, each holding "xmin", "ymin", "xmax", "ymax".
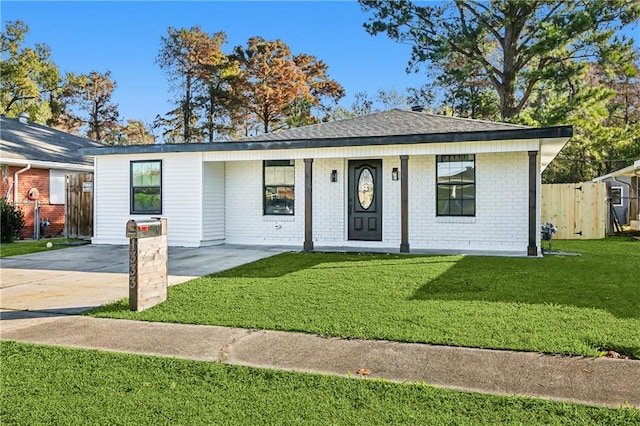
[
  {"xmin": 1, "ymin": 115, "xmax": 100, "ymax": 239},
  {"xmin": 83, "ymin": 109, "xmax": 572, "ymax": 256}
]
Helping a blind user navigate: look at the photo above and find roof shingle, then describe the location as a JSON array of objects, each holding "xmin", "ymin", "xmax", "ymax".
[
  {"xmin": 0, "ymin": 116, "xmax": 100, "ymax": 166},
  {"xmin": 240, "ymin": 109, "xmax": 529, "ymax": 142}
]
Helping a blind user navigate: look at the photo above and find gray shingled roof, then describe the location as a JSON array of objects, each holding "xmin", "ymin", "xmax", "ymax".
[
  {"xmin": 0, "ymin": 116, "xmax": 100, "ymax": 166},
  {"xmin": 240, "ymin": 109, "xmax": 529, "ymax": 142},
  {"xmin": 81, "ymin": 109, "xmax": 571, "ymax": 156}
]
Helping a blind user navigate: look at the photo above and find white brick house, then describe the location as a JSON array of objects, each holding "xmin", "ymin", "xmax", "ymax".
[{"xmin": 82, "ymin": 110, "xmax": 572, "ymax": 256}]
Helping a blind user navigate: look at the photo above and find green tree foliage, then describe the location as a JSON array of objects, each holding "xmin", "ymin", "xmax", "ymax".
[
  {"xmin": 526, "ymin": 60, "xmax": 640, "ymax": 182},
  {"xmin": 2, "ymin": 20, "xmax": 149, "ymax": 144},
  {"xmin": 376, "ymin": 87, "xmax": 409, "ymax": 111},
  {"xmin": 120, "ymin": 120, "xmax": 156, "ymax": 145},
  {"xmin": 360, "ymin": 0, "xmax": 640, "ymax": 120},
  {"xmin": 195, "ymin": 33, "xmax": 244, "ymax": 143},
  {"xmin": 430, "ymin": 51, "xmax": 500, "ymax": 119},
  {"xmin": 329, "ymin": 89, "xmax": 408, "ymax": 121},
  {"xmin": 0, "ymin": 20, "xmax": 61, "ymax": 124},
  {"xmin": 329, "ymin": 92, "xmax": 375, "ymax": 121},
  {"xmin": 0, "ymin": 198, "xmax": 25, "ymax": 243},
  {"xmin": 360, "ymin": 0, "xmax": 640, "ymax": 183},
  {"xmin": 58, "ymin": 71, "xmax": 120, "ymax": 144},
  {"xmin": 285, "ymin": 98, "xmax": 319, "ymax": 128}
]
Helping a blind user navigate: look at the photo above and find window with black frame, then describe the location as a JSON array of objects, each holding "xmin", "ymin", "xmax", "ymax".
[
  {"xmin": 264, "ymin": 160, "xmax": 295, "ymax": 215},
  {"xmin": 130, "ymin": 160, "xmax": 162, "ymax": 214},
  {"xmin": 436, "ymin": 154, "xmax": 475, "ymax": 216}
]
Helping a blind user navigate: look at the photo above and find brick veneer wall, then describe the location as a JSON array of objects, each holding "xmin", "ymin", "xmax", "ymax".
[
  {"xmin": 1, "ymin": 166, "xmax": 65, "ymax": 239},
  {"xmin": 91, "ymin": 147, "xmax": 539, "ymax": 253}
]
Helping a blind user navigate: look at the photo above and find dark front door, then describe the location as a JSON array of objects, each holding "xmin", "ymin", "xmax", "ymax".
[{"xmin": 348, "ymin": 160, "xmax": 382, "ymax": 241}]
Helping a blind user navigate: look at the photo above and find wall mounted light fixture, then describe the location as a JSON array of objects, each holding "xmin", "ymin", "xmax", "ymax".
[
  {"xmin": 391, "ymin": 167, "xmax": 399, "ymax": 181},
  {"xmin": 330, "ymin": 169, "xmax": 338, "ymax": 182}
]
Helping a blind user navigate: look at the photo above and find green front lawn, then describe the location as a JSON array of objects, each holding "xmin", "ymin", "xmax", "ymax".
[
  {"xmin": 0, "ymin": 238, "xmax": 86, "ymax": 258},
  {"xmin": 91, "ymin": 238, "xmax": 640, "ymax": 358},
  {"xmin": 2, "ymin": 341, "xmax": 637, "ymax": 425}
]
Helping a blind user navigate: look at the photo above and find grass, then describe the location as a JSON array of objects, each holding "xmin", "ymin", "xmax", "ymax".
[
  {"xmin": 90, "ymin": 238, "xmax": 640, "ymax": 359},
  {"xmin": 2, "ymin": 341, "xmax": 638, "ymax": 425},
  {"xmin": 0, "ymin": 238, "xmax": 87, "ymax": 258}
]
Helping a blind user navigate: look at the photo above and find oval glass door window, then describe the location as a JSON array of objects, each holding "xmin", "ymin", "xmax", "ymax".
[{"xmin": 358, "ymin": 168, "xmax": 374, "ymax": 209}]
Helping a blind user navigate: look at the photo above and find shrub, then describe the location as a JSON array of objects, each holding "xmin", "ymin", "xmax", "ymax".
[{"xmin": 1, "ymin": 198, "xmax": 25, "ymax": 243}]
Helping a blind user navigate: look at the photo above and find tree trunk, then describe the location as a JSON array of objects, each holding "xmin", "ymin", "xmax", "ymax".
[
  {"xmin": 184, "ymin": 75, "xmax": 192, "ymax": 143},
  {"xmin": 500, "ymin": 21, "xmax": 518, "ymax": 120},
  {"xmin": 208, "ymin": 85, "xmax": 215, "ymax": 144},
  {"xmin": 262, "ymin": 103, "xmax": 270, "ymax": 134},
  {"xmin": 500, "ymin": 74, "xmax": 517, "ymax": 120},
  {"xmin": 92, "ymin": 102, "xmax": 102, "ymax": 143},
  {"xmin": 498, "ymin": 3, "xmax": 529, "ymax": 121}
]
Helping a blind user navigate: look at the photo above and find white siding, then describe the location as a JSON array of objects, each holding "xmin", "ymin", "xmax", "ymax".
[
  {"xmin": 202, "ymin": 162, "xmax": 225, "ymax": 245},
  {"xmin": 92, "ymin": 155, "xmax": 129, "ymax": 245},
  {"xmin": 92, "ymin": 153, "xmax": 203, "ymax": 246}
]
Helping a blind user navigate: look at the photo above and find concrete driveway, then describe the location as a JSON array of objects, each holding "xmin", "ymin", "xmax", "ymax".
[{"xmin": 0, "ymin": 244, "xmax": 290, "ymax": 317}]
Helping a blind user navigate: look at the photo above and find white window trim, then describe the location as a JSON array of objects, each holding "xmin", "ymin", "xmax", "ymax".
[
  {"xmin": 49, "ymin": 170, "xmax": 67, "ymax": 205},
  {"xmin": 611, "ymin": 186, "xmax": 623, "ymax": 206}
]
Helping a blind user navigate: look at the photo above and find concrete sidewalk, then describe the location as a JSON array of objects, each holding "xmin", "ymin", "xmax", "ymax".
[{"xmin": 1, "ymin": 312, "xmax": 638, "ymax": 409}]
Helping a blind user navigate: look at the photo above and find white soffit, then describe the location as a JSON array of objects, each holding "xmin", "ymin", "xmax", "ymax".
[{"xmin": 540, "ymin": 137, "xmax": 571, "ymax": 172}]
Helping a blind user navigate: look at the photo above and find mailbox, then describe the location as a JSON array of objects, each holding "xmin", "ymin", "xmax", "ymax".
[
  {"xmin": 126, "ymin": 219, "xmax": 163, "ymax": 239},
  {"xmin": 125, "ymin": 217, "xmax": 168, "ymax": 312}
]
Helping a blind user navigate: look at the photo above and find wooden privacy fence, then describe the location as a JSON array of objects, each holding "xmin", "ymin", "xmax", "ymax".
[
  {"xmin": 541, "ymin": 182, "xmax": 607, "ymax": 239},
  {"xmin": 66, "ymin": 173, "xmax": 94, "ymax": 239}
]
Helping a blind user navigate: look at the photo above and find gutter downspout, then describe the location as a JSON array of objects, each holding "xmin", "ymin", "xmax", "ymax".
[
  {"xmin": 612, "ymin": 177, "xmax": 630, "ymax": 195},
  {"xmin": 13, "ymin": 163, "xmax": 31, "ymax": 205},
  {"xmin": 612, "ymin": 177, "xmax": 630, "ymax": 198},
  {"xmin": 632, "ymin": 166, "xmax": 640, "ymax": 223}
]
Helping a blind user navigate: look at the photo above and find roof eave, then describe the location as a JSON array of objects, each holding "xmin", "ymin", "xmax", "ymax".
[
  {"xmin": 592, "ymin": 159, "xmax": 640, "ymax": 181},
  {"xmin": 0, "ymin": 157, "xmax": 94, "ymax": 171},
  {"xmin": 81, "ymin": 125, "xmax": 573, "ymax": 156}
]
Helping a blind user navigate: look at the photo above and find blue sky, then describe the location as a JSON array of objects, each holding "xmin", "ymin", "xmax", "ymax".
[
  {"xmin": 3, "ymin": 1, "xmax": 639, "ymax": 127},
  {"xmin": 2, "ymin": 1, "xmax": 426, "ymax": 124}
]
